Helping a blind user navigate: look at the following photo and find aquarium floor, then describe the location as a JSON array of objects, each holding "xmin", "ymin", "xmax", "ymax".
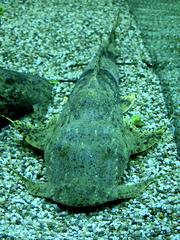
[{"xmin": 0, "ymin": 0, "xmax": 179, "ymax": 239}]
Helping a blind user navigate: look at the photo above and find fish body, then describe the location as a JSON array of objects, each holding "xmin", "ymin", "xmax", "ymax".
[
  {"xmin": 43, "ymin": 13, "xmax": 136, "ymax": 206},
  {"xmin": 15, "ymin": 13, "xmax": 163, "ymax": 207}
]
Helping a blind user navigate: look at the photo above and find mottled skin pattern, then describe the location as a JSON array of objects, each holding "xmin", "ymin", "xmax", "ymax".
[
  {"xmin": 11, "ymin": 13, "xmax": 164, "ymax": 207},
  {"xmin": 44, "ymin": 67, "xmax": 136, "ymax": 206}
]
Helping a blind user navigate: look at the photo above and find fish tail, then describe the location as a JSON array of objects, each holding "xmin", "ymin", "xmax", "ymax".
[
  {"xmin": 94, "ymin": 11, "xmax": 121, "ymax": 70},
  {"xmin": 80, "ymin": 11, "xmax": 121, "ymax": 81}
]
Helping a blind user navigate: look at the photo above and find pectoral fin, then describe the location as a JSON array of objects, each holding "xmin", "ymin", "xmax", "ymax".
[
  {"xmin": 110, "ymin": 175, "xmax": 162, "ymax": 200},
  {"xmin": 5, "ymin": 164, "xmax": 52, "ymax": 199}
]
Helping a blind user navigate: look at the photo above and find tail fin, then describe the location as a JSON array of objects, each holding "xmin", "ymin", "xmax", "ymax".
[
  {"xmin": 107, "ymin": 11, "xmax": 121, "ymax": 51},
  {"xmin": 80, "ymin": 11, "xmax": 121, "ymax": 81}
]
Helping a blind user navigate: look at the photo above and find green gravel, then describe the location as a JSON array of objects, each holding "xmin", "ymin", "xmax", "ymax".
[{"xmin": 0, "ymin": 0, "xmax": 179, "ymax": 239}]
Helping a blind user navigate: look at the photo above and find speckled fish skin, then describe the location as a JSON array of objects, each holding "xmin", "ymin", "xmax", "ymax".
[
  {"xmin": 17, "ymin": 13, "xmax": 163, "ymax": 207},
  {"xmin": 43, "ymin": 14, "xmax": 137, "ymax": 207}
]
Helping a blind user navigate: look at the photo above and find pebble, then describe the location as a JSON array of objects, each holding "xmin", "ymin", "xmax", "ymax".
[{"xmin": 0, "ymin": 0, "xmax": 179, "ymax": 239}]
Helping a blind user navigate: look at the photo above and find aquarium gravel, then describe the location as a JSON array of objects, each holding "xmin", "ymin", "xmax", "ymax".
[{"xmin": 0, "ymin": 0, "xmax": 179, "ymax": 239}]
